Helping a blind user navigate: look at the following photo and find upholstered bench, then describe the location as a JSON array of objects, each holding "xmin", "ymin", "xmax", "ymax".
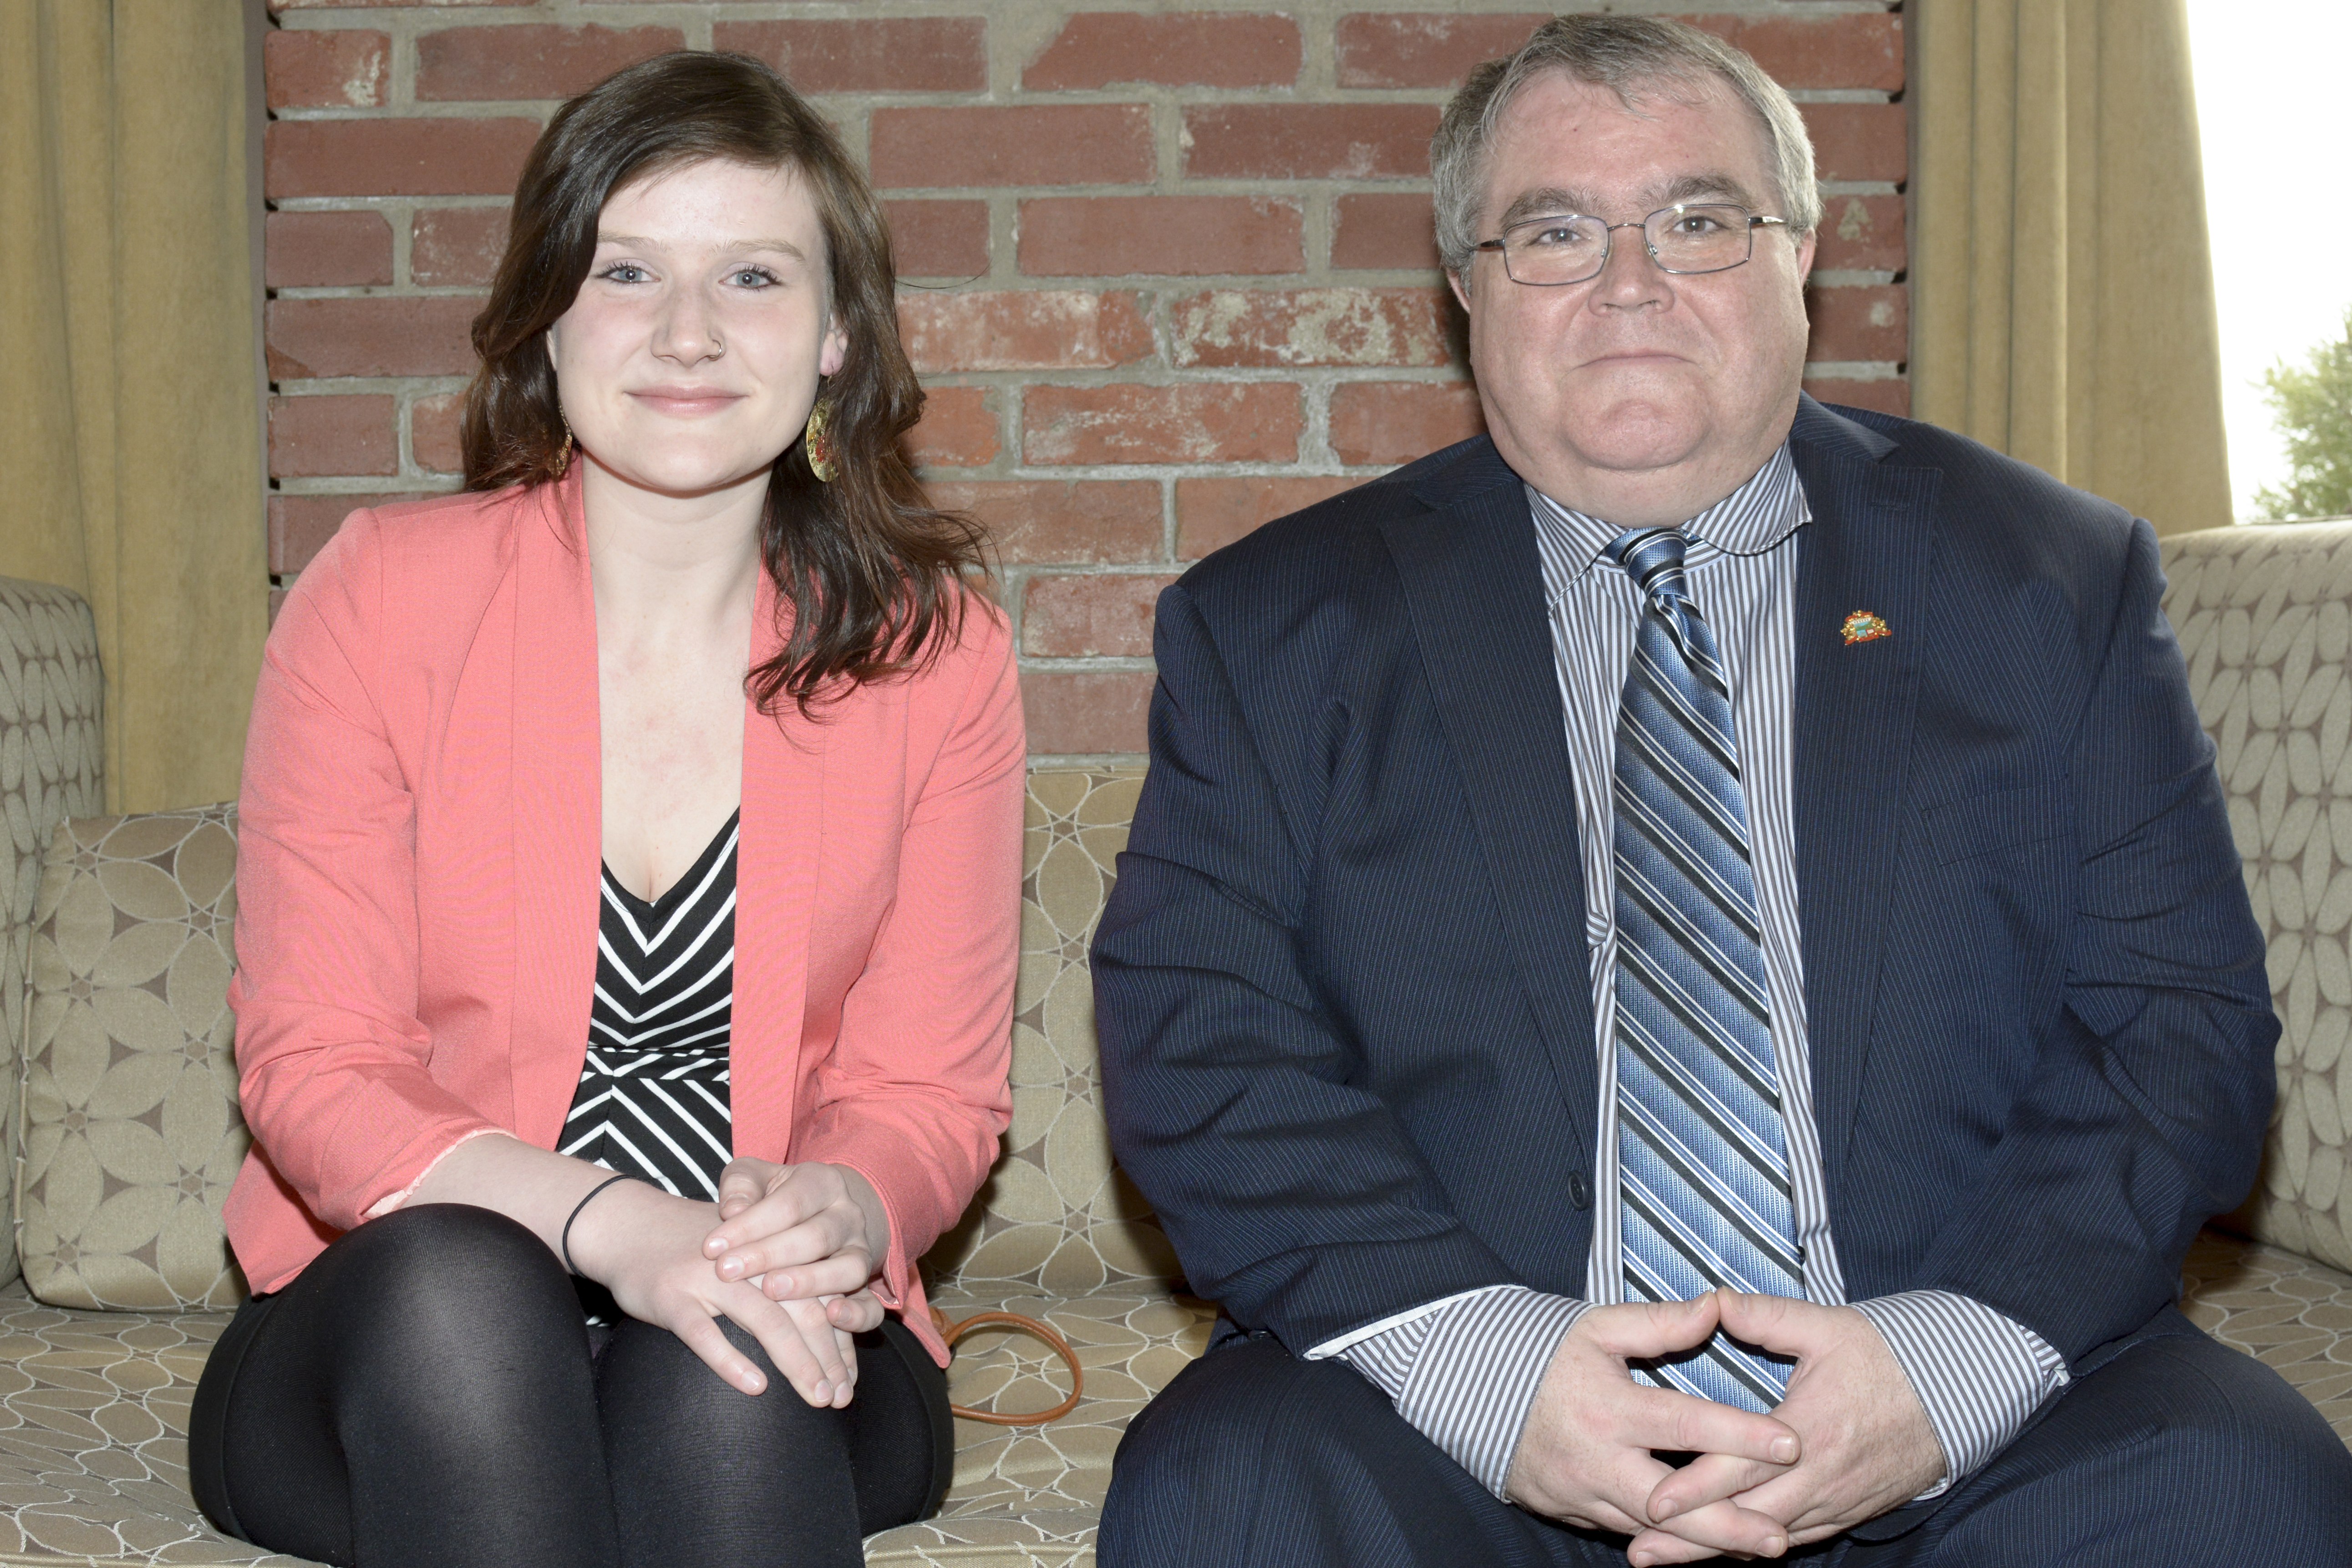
[{"xmin": 2, "ymin": 528, "xmax": 2350, "ymax": 1567}]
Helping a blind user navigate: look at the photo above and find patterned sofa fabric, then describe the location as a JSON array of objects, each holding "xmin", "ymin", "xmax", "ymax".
[
  {"xmin": 2160, "ymin": 522, "xmax": 2352, "ymax": 1275},
  {"xmin": 0, "ymin": 577, "xmax": 108, "ymax": 1291}
]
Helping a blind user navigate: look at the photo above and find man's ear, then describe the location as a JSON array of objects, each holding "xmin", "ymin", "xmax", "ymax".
[
  {"xmin": 1793, "ymin": 228, "xmax": 1818, "ymax": 284},
  {"xmin": 1447, "ymin": 268, "xmax": 1472, "ymax": 312}
]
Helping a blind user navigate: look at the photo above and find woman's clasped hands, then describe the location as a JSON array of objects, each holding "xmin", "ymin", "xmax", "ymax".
[{"xmin": 565, "ymin": 1157, "xmax": 891, "ymax": 1409}]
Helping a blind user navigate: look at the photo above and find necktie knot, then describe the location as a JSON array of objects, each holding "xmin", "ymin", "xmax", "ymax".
[{"xmin": 1606, "ymin": 528, "xmax": 1691, "ymax": 606}]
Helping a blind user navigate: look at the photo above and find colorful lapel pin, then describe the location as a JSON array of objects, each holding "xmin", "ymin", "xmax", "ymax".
[{"xmin": 1840, "ymin": 609, "xmax": 1891, "ymax": 645}]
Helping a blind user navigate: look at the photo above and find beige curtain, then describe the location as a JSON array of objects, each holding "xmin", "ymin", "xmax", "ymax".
[
  {"xmin": 1912, "ymin": 0, "xmax": 2232, "ymax": 535},
  {"xmin": 0, "ymin": 0, "xmax": 267, "ymax": 811}
]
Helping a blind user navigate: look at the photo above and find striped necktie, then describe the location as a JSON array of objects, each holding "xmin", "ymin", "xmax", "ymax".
[{"xmin": 1606, "ymin": 528, "xmax": 1800, "ymax": 1411}]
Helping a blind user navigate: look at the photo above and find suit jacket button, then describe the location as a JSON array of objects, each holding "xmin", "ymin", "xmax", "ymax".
[{"xmin": 1569, "ymin": 1172, "xmax": 1591, "ymax": 1209}]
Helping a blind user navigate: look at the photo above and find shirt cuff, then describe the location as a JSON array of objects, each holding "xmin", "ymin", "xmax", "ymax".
[
  {"xmin": 1852, "ymin": 1291, "xmax": 2070, "ymax": 1500},
  {"xmin": 1317, "ymin": 1284, "xmax": 1589, "ymax": 1499}
]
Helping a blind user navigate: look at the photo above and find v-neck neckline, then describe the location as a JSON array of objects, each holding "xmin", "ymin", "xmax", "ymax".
[{"xmin": 602, "ymin": 808, "xmax": 742, "ymax": 915}]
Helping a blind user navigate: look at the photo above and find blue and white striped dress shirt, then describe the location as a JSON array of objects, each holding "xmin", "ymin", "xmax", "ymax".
[{"xmin": 1304, "ymin": 447, "xmax": 2069, "ymax": 1502}]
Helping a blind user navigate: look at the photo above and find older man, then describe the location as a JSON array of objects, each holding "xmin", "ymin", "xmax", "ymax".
[{"xmin": 1090, "ymin": 15, "xmax": 2352, "ymax": 1568}]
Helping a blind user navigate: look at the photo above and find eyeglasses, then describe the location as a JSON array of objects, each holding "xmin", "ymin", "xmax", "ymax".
[{"xmin": 1474, "ymin": 203, "xmax": 1790, "ymax": 287}]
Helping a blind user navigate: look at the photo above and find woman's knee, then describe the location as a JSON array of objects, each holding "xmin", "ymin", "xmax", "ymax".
[{"xmin": 298, "ymin": 1203, "xmax": 582, "ymax": 1368}]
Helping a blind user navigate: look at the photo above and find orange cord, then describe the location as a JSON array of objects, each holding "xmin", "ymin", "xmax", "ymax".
[{"xmin": 930, "ymin": 1307, "xmax": 1085, "ymax": 1426}]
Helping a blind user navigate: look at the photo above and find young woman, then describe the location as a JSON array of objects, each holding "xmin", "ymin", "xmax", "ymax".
[{"xmin": 188, "ymin": 52, "xmax": 1021, "ymax": 1568}]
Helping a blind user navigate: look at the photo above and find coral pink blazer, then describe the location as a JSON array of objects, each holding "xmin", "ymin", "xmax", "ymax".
[{"xmin": 223, "ymin": 475, "xmax": 1023, "ymax": 1362}]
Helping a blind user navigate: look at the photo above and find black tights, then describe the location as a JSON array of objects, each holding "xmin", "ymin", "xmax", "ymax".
[{"xmin": 187, "ymin": 1204, "xmax": 951, "ymax": 1568}]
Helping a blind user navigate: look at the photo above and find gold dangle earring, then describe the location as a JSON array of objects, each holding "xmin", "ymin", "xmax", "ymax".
[
  {"xmin": 803, "ymin": 396, "xmax": 838, "ymax": 483},
  {"xmin": 554, "ymin": 414, "xmax": 575, "ymax": 479}
]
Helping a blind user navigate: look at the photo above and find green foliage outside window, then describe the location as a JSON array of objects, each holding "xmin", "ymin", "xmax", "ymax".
[{"xmin": 2252, "ymin": 309, "xmax": 2352, "ymax": 522}]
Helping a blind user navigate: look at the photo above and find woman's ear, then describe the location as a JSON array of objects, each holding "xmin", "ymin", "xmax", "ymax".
[{"xmin": 819, "ymin": 313, "xmax": 847, "ymax": 379}]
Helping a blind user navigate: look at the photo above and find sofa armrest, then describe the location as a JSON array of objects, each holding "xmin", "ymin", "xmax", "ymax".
[{"xmin": 0, "ymin": 578, "xmax": 107, "ymax": 1292}]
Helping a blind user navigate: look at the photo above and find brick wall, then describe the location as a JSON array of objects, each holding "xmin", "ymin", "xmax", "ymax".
[{"xmin": 261, "ymin": 0, "xmax": 1908, "ymax": 759}]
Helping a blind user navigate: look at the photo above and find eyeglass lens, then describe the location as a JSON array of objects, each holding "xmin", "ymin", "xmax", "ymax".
[{"xmin": 1500, "ymin": 204, "xmax": 1755, "ymax": 286}]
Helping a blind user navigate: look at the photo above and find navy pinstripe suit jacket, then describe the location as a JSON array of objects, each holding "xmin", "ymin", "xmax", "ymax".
[{"xmin": 1091, "ymin": 396, "xmax": 2279, "ymax": 1375}]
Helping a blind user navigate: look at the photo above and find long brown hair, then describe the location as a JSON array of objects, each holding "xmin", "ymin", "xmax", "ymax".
[{"xmin": 459, "ymin": 51, "xmax": 986, "ymax": 714}]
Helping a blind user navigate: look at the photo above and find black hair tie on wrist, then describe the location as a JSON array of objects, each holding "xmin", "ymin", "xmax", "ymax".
[{"xmin": 561, "ymin": 1173, "xmax": 641, "ymax": 1276}]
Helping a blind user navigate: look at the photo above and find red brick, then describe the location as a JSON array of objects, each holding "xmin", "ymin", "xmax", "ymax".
[
  {"xmin": 1170, "ymin": 288, "xmax": 1449, "ymax": 370},
  {"xmin": 1019, "ymin": 197, "xmax": 1303, "ymax": 278},
  {"xmin": 1022, "ymin": 573, "xmax": 1179, "ymax": 658},
  {"xmin": 415, "ymin": 24, "xmax": 682, "ymax": 101},
  {"xmin": 411, "ymin": 207, "xmax": 510, "ymax": 288},
  {"xmin": 1328, "ymin": 381, "xmax": 1484, "ymax": 468},
  {"xmin": 1333, "ymin": 13, "xmax": 1548, "ymax": 88},
  {"xmin": 267, "ymin": 492, "xmax": 428, "ymax": 574},
  {"xmin": 898, "ymin": 291, "xmax": 1153, "ymax": 375},
  {"xmin": 928, "ymin": 480, "xmax": 1162, "ymax": 565},
  {"xmin": 264, "ymin": 29, "xmax": 388, "ymax": 108},
  {"xmin": 1020, "ymin": 668, "xmax": 1154, "ymax": 755},
  {"xmin": 267, "ymin": 296, "xmax": 483, "ymax": 379},
  {"xmin": 906, "ymin": 386, "xmax": 1000, "ymax": 469},
  {"xmin": 265, "ymin": 210, "xmax": 393, "ymax": 288},
  {"xmin": 1177, "ymin": 476, "xmax": 1357, "ymax": 558},
  {"xmin": 1682, "ymin": 14, "xmax": 1904, "ymax": 93},
  {"xmin": 412, "ymin": 392, "xmax": 468, "ymax": 474},
  {"xmin": 1805, "ymin": 284, "xmax": 1908, "ymax": 363},
  {"xmin": 266, "ymin": 118, "xmax": 541, "ymax": 198},
  {"xmin": 1333, "ymin": 193, "xmax": 1442, "ymax": 272},
  {"xmin": 1332, "ymin": 13, "xmax": 1900, "ymax": 92},
  {"xmin": 1184, "ymin": 104, "xmax": 1439, "ymax": 180},
  {"xmin": 1812, "ymin": 193, "xmax": 1906, "ymax": 274},
  {"xmin": 715, "ymin": 19, "xmax": 987, "ymax": 93},
  {"xmin": 1025, "ymin": 13, "xmax": 1301, "ymax": 89},
  {"xmin": 870, "ymin": 107, "xmax": 1153, "ymax": 190},
  {"xmin": 1025, "ymin": 384, "xmax": 1300, "ymax": 466},
  {"xmin": 1804, "ymin": 376, "xmax": 1910, "ymax": 417},
  {"xmin": 1801, "ymin": 103, "xmax": 1907, "ymax": 185},
  {"xmin": 884, "ymin": 201, "xmax": 989, "ymax": 279},
  {"xmin": 269, "ymin": 395, "xmax": 396, "ymax": 478}
]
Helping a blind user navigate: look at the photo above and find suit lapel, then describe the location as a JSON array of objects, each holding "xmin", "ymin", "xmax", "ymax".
[
  {"xmin": 510, "ymin": 475, "xmax": 603, "ymax": 1147},
  {"xmin": 1379, "ymin": 442, "xmax": 1599, "ymax": 1160},
  {"xmin": 1787, "ymin": 400, "xmax": 1940, "ymax": 1206},
  {"xmin": 729, "ymin": 576, "xmax": 824, "ymax": 1161}
]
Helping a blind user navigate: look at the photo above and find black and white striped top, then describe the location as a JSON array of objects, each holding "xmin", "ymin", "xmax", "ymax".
[
  {"xmin": 1308, "ymin": 450, "xmax": 2068, "ymax": 1501},
  {"xmin": 559, "ymin": 811, "xmax": 740, "ymax": 1202}
]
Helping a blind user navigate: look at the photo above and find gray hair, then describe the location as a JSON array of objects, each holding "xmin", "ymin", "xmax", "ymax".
[{"xmin": 1431, "ymin": 15, "xmax": 1822, "ymax": 279}]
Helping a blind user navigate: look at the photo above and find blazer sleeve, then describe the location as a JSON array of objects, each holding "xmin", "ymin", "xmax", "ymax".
[
  {"xmin": 793, "ymin": 601, "xmax": 1024, "ymax": 1308},
  {"xmin": 227, "ymin": 514, "xmax": 505, "ymax": 1232},
  {"xmin": 1909, "ymin": 519, "xmax": 2278, "ymax": 1365},
  {"xmin": 1092, "ymin": 583, "xmax": 1520, "ymax": 1355}
]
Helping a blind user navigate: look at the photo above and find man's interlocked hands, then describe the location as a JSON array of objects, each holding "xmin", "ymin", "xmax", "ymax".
[{"xmin": 1504, "ymin": 1292, "xmax": 1946, "ymax": 1564}]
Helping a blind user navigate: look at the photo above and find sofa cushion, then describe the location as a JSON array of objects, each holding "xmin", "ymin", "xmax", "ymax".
[
  {"xmin": 20, "ymin": 809, "xmax": 246, "ymax": 1311},
  {"xmin": 921, "ymin": 768, "xmax": 1179, "ymax": 1296},
  {"xmin": 2161, "ymin": 523, "xmax": 2352, "ymax": 1277}
]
